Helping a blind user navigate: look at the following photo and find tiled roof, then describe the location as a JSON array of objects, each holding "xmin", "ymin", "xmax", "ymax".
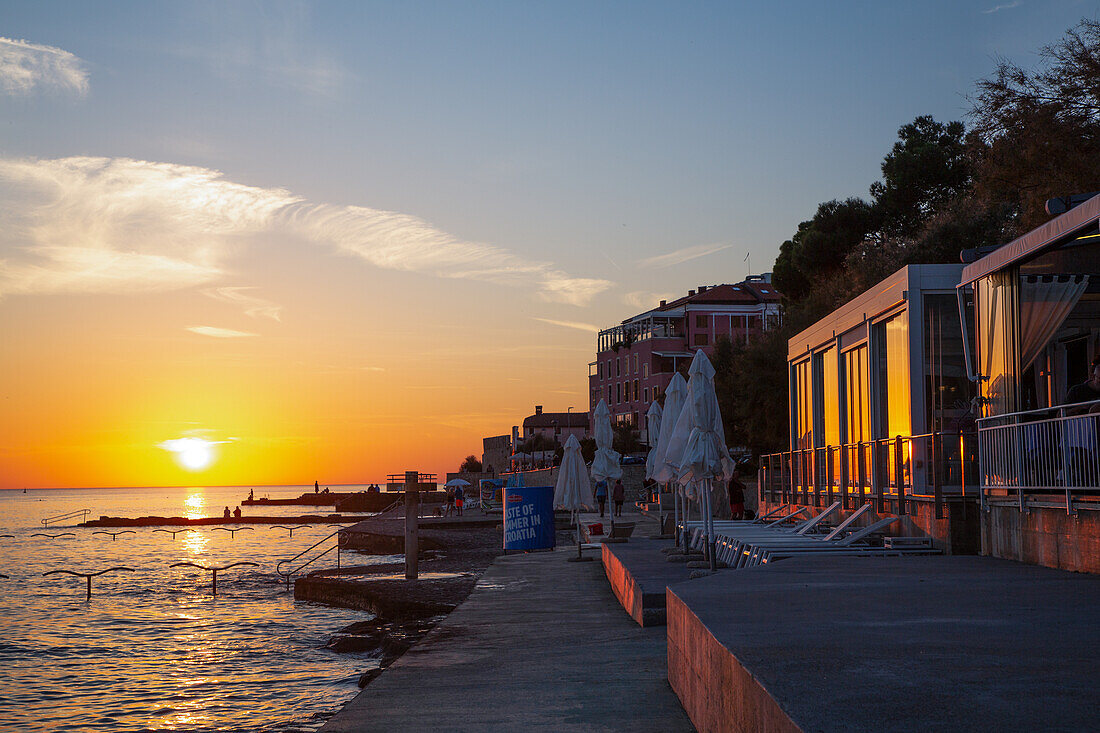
[{"xmin": 656, "ymin": 281, "xmax": 781, "ymax": 312}]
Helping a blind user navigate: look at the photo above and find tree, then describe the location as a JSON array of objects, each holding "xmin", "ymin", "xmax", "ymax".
[
  {"xmin": 772, "ymin": 198, "xmax": 878, "ymax": 302},
  {"xmin": 458, "ymin": 455, "xmax": 482, "ymax": 473},
  {"xmin": 969, "ymin": 19, "xmax": 1100, "ymax": 232},
  {"xmin": 870, "ymin": 116, "xmax": 972, "ymax": 238},
  {"xmin": 612, "ymin": 423, "xmax": 643, "ymax": 455}
]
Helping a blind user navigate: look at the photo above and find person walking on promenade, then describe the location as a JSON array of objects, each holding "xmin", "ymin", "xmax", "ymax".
[
  {"xmin": 454, "ymin": 483, "xmax": 465, "ymax": 516},
  {"xmin": 594, "ymin": 479, "xmax": 608, "ymax": 517},
  {"xmin": 445, "ymin": 486, "xmax": 456, "ymax": 517},
  {"xmin": 612, "ymin": 479, "xmax": 625, "ymax": 517}
]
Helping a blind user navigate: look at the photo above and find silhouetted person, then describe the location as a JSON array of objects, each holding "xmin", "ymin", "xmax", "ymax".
[
  {"xmin": 248, "ymin": 488, "xmax": 254, "ymax": 501},
  {"xmin": 1066, "ymin": 355, "xmax": 1100, "ymax": 409},
  {"xmin": 612, "ymin": 479, "xmax": 625, "ymax": 517},
  {"xmin": 223, "ymin": 506, "xmax": 231, "ymax": 519},
  {"xmin": 315, "ymin": 480, "xmax": 319, "ymax": 493},
  {"xmin": 233, "ymin": 506, "xmax": 242, "ymax": 518},
  {"xmin": 454, "ymin": 484, "xmax": 465, "ymax": 516}
]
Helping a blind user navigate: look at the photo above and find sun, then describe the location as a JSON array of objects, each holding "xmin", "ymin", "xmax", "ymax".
[{"xmin": 160, "ymin": 437, "xmax": 217, "ymax": 471}]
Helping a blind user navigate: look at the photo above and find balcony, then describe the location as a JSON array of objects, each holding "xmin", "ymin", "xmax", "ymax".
[{"xmin": 597, "ymin": 317, "xmax": 682, "ymax": 353}]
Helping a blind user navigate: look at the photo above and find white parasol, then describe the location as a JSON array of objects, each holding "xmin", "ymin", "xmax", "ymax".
[{"xmin": 675, "ymin": 349, "xmax": 735, "ymax": 570}]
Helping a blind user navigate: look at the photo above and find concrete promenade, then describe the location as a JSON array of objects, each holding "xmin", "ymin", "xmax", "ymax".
[{"xmin": 320, "ymin": 543, "xmax": 695, "ymax": 732}]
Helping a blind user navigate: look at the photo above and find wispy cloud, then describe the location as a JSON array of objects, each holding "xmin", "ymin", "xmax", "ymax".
[
  {"xmin": 982, "ymin": 0, "xmax": 1021, "ymax": 13},
  {"xmin": 639, "ymin": 243, "xmax": 731, "ymax": 269},
  {"xmin": 0, "ymin": 37, "xmax": 88, "ymax": 95},
  {"xmin": 186, "ymin": 326, "xmax": 257, "ymax": 338},
  {"xmin": 623, "ymin": 290, "xmax": 676, "ymax": 310},
  {"xmin": 0, "ymin": 156, "xmax": 613, "ymax": 305},
  {"xmin": 202, "ymin": 286, "xmax": 282, "ymax": 321},
  {"xmin": 167, "ymin": 2, "xmax": 345, "ymax": 95},
  {"xmin": 533, "ymin": 317, "xmax": 600, "ymax": 333}
]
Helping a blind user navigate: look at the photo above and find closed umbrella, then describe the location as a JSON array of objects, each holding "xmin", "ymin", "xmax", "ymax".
[
  {"xmin": 590, "ymin": 399, "xmax": 622, "ymax": 529},
  {"xmin": 652, "ymin": 373, "xmax": 690, "ymax": 545},
  {"xmin": 645, "ymin": 400, "xmax": 663, "ymax": 529},
  {"xmin": 555, "ymin": 434, "xmax": 595, "ymax": 561},
  {"xmin": 676, "ymin": 349, "xmax": 735, "ymax": 570}
]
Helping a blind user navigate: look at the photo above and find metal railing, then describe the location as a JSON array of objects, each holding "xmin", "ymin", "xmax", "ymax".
[
  {"xmin": 977, "ymin": 399, "xmax": 1100, "ymax": 514},
  {"xmin": 275, "ymin": 527, "xmax": 347, "ymax": 589},
  {"xmin": 42, "ymin": 509, "xmax": 90, "ymax": 526},
  {"xmin": 759, "ymin": 431, "xmax": 978, "ymax": 519}
]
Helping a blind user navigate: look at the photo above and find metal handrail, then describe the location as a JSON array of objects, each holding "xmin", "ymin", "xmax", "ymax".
[
  {"xmin": 976, "ymin": 397, "xmax": 1100, "ymax": 426},
  {"xmin": 211, "ymin": 527, "xmax": 254, "ymax": 538},
  {"xmin": 152, "ymin": 528, "xmax": 195, "ymax": 539},
  {"xmin": 43, "ymin": 566, "xmax": 135, "ymax": 599},
  {"xmin": 759, "ymin": 430, "xmax": 977, "ymax": 518},
  {"xmin": 271, "ymin": 525, "xmax": 309, "ymax": 537},
  {"xmin": 31, "ymin": 532, "xmax": 76, "ymax": 539},
  {"xmin": 170, "ymin": 561, "xmax": 259, "ymax": 596},
  {"xmin": 42, "ymin": 509, "xmax": 90, "ymax": 526},
  {"xmin": 275, "ymin": 527, "xmax": 346, "ymax": 589},
  {"xmin": 92, "ymin": 530, "xmax": 135, "ymax": 541}
]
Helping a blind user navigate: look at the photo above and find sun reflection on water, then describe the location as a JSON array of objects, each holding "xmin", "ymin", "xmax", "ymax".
[
  {"xmin": 182, "ymin": 529, "xmax": 208, "ymax": 556},
  {"xmin": 183, "ymin": 492, "xmax": 205, "ymax": 520}
]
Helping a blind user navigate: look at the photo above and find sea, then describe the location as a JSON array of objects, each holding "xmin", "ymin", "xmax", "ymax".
[{"xmin": 0, "ymin": 485, "xmax": 397, "ymax": 732}]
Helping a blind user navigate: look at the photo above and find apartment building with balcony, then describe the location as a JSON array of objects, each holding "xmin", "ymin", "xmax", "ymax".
[{"xmin": 588, "ymin": 276, "xmax": 781, "ymax": 442}]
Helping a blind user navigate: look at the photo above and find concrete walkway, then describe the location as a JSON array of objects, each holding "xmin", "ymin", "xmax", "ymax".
[{"xmin": 321, "ymin": 545, "xmax": 694, "ymax": 732}]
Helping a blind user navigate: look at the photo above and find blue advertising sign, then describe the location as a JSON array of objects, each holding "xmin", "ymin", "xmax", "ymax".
[{"xmin": 503, "ymin": 485, "xmax": 556, "ymax": 551}]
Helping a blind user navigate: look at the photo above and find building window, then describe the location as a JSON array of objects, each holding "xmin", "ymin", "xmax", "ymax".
[
  {"xmin": 694, "ymin": 333, "xmax": 709, "ymax": 346},
  {"xmin": 607, "ymin": 360, "xmax": 612, "ymax": 378},
  {"xmin": 633, "ymin": 353, "xmax": 638, "ymax": 373},
  {"xmin": 643, "ymin": 386, "xmax": 649, "ymax": 402},
  {"xmin": 634, "ymin": 379, "xmax": 639, "ymax": 401},
  {"xmin": 642, "ymin": 363, "xmax": 648, "ymax": 379},
  {"xmin": 616, "ymin": 358, "xmax": 621, "ymax": 377},
  {"xmin": 616, "ymin": 382, "xmax": 621, "ymax": 403},
  {"xmin": 696, "ymin": 314, "xmax": 708, "ymax": 328},
  {"xmin": 598, "ymin": 362, "xmax": 603, "ymax": 379}
]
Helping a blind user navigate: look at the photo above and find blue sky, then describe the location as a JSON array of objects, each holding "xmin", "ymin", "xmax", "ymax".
[{"xmin": 1, "ymin": 1, "xmax": 1097, "ymax": 484}]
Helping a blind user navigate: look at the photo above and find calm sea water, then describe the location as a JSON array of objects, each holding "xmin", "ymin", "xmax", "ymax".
[{"xmin": 0, "ymin": 485, "xmax": 394, "ymax": 732}]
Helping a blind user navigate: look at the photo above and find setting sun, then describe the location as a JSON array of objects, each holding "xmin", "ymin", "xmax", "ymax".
[{"xmin": 160, "ymin": 438, "xmax": 217, "ymax": 472}]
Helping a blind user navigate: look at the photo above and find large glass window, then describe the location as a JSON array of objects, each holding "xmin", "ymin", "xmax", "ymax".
[
  {"xmin": 843, "ymin": 346, "xmax": 869, "ymax": 443},
  {"xmin": 875, "ymin": 311, "xmax": 911, "ymax": 439},
  {"xmin": 793, "ymin": 359, "xmax": 813, "ymax": 449},
  {"xmin": 924, "ymin": 294, "xmax": 973, "ymax": 432},
  {"xmin": 820, "ymin": 346, "xmax": 840, "ymax": 446}
]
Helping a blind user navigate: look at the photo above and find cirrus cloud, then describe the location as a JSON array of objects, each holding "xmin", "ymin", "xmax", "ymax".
[
  {"xmin": 0, "ymin": 37, "xmax": 88, "ymax": 95},
  {"xmin": 0, "ymin": 155, "xmax": 613, "ymax": 306}
]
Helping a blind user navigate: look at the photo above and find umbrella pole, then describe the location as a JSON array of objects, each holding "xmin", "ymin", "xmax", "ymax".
[
  {"xmin": 706, "ymin": 478, "xmax": 716, "ymax": 572},
  {"xmin": 673, "ymin": 484, "xmax": 681, "ymax": 548}
]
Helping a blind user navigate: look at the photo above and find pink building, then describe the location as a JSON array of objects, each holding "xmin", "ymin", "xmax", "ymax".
[{"xmin": 588, "ymin": 276, "xmax": 781, "ymax": 442}]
